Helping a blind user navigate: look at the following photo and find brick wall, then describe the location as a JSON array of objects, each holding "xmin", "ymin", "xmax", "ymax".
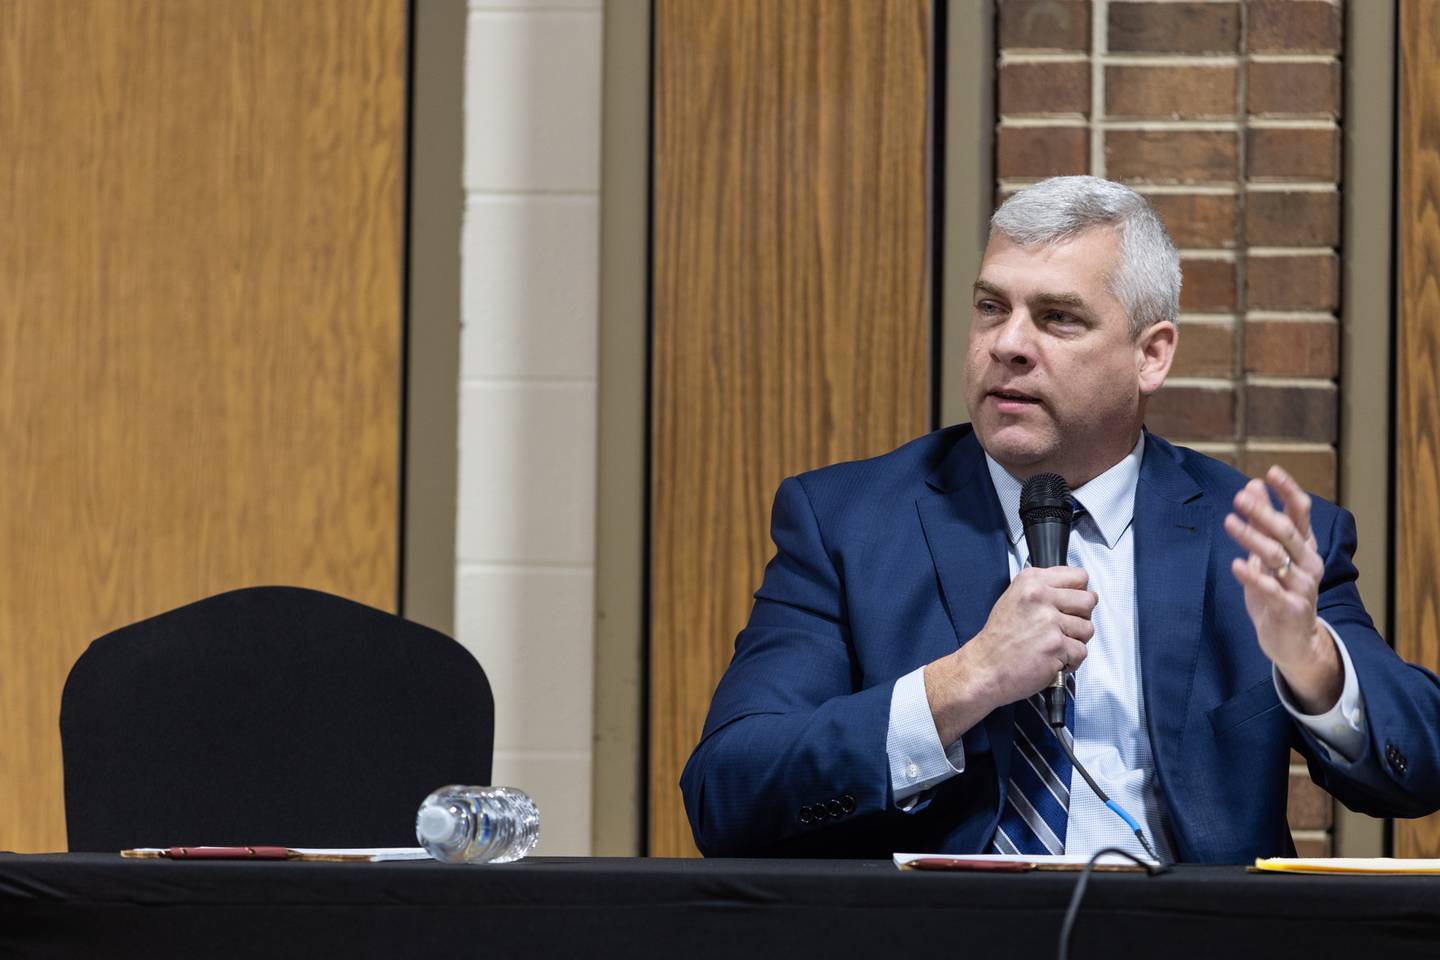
[{"xmin": 995, "ymin": 0, "xmax": 1343, "ymax": 856}]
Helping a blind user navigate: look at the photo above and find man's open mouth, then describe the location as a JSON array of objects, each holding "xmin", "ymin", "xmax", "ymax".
[{"xmin": 989, "ymin": 389, "xmax": 1041, "ymax": 404}]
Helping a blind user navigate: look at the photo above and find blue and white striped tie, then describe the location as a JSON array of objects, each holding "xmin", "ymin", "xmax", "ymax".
[{"xmin": 992, "ymin": 505, "xmax": 1085, "ymax": 856}]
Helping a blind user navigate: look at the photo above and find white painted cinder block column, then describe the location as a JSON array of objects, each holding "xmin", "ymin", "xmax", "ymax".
[{"xmin": 457, "ymin": 0, "xmax": 603, "ymax": 855}]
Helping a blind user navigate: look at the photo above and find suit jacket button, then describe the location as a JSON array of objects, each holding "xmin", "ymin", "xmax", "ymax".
[
  {"xmin": 826, "ymin": 798, "xmax": 844, "ymax": 818},
  {"xmin": 840, "ymin": 794, "xmax": 856, "ymax": 813},
  {"xmin": 799, "ymin": 805, "xmax": 814, "ymax": 825}
]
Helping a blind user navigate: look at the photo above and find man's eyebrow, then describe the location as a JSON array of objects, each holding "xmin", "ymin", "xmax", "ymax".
[
  {"xmin": 972, "ymin": 279, "xmax": 1008, "ymax": 299},
  {"xmin": 972, "ymin": 279, "xmax": 1090, "ymax": 310},
  {"xmin": 1034, "ymin": 291, "xmax": 1088, "ymax": 309}
]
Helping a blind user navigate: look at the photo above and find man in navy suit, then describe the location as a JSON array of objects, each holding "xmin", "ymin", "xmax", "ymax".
[{"xmin": 680, "ymin": 176, "xmax": 1440, "ymax": 863}]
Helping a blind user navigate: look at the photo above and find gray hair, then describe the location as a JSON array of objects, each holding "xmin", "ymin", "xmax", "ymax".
[{"xmin": 990, "ymin": 176, "xmax": 1181, "ymax": 338}]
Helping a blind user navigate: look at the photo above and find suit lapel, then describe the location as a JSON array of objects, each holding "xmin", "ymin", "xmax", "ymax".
[
  {"xmin": 1134, "ymin": 434, "xmax": 1211, "ymax": 784},
  {"xmin": 915, "ymin": 430, "xmax": 1014, "ymax": 767}
]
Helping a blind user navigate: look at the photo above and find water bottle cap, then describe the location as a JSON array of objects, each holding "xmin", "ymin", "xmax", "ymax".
[{"xmin": 417, "ymin": 803, "xmax": 458, "ymax": 843}]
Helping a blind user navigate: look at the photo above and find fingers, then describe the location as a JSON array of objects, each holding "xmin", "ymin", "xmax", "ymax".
[
  {"xmin": 1223, "ymin": 512, "xmax": 1293, "ymax": 574},
  {"xmin": 1227, "ymin": 474, "xmax": 1318, "ymax": 578},
  {"xmin": 1266, "ymin": 465, "xmax": 1314, "ymax": 545},
  {"xmin": 1052, "ymin": 587, "xmax": 1099, "ymax": 618},
  {"xmin": 1225, "ymin": 515, "xmax": 1320, "ymax": 598},
  {"xmin": 1058, "ymin": 613, "xmax": 1095, "ymax": 643},
  {"xmin": 1013, "ymin": 566, "xmax": 1097, "ymax": 616},
  {"xmin": 1024, "ymin": 565, "xmax": 1090, "ymax": 590},
  {"xmin": 1230, "ymin": 553, "xmax": 1308, "ymax": 608},
  {"xmin": 1232, "ymin": 479, "xmax": 1306, "ymax": 554}
]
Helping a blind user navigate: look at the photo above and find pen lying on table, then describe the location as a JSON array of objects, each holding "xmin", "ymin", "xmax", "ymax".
[
  {"xmin": 125, "ymin": 847, "xmax": 303, "ymax": 860},
  {"xmin": 121, "ymin": 846, "xmax": 432, "ymax": 861}
]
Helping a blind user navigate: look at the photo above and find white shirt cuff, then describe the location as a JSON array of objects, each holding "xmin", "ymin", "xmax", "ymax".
[
  {"xmin": 1273, "ymin": 619, "xmax": 1366, "ymax": 764},
  {"xmin": 887, "ymin": 667, "xmax": 965, "ymax": 807}
]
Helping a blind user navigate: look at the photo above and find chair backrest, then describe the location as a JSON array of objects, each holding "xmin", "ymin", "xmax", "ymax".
[{"xmin": 60, "ymin": 586, "xmax": 494, "ymax": 851}]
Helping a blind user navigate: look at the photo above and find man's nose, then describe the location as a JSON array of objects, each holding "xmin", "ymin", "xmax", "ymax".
[{"xmin": 989, "ymin": 311, "xmax": 1034, "ymax": 367}]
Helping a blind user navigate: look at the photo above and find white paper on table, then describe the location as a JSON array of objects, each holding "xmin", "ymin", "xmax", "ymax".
[{"xmin": 290, "ymin": 847, "xmax": 431, "ymax": 861}]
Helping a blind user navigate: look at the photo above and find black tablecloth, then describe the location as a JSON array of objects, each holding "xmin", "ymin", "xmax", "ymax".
[{"xmin": 2, "ymin": 854, "xmax": 1438, "ymax": 958}]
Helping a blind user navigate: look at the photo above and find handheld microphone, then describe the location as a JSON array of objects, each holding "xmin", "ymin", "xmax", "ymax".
[{"xmin": 1019, "ymin": 472, "xmax": 1073, "ymax": 727}]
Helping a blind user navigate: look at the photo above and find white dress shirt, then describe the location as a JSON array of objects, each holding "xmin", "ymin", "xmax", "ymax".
[{"xmin": 885, "ymin": 434, "xmax": 1366, "ymax": 858}]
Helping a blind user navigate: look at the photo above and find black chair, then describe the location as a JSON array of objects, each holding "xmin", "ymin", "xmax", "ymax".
[{"xmin": 60, "ymin": 586, "xmax": 494, "ymax": 851}]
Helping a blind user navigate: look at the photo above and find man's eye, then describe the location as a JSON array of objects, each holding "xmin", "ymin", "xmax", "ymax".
[
  {"xmin": 976, "ymin": 300, "xmax": 1003, "ymax": 315},
  {"xmin": 1045, "ymin": 311, "xmax": 1080, "ymax": 326}
]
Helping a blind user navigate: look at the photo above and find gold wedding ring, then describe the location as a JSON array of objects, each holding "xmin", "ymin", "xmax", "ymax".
[{"xmin": 1274, "ymin": 555, "xmax": 1293, "ymax": 580}]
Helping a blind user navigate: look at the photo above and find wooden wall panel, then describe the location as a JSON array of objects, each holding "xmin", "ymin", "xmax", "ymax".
[
  {"xmin": 0, "ymin": 0, "xmax": 407, "ymax": 852},
  {"xmin": 1397, "ymin": 0, "xmax": 1440, "ymax": 858},
  {"xmin": 650, "ymin": 0, "xmax": 933, "ymax": 856}
]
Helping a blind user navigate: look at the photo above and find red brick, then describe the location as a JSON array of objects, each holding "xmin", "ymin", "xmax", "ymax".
[
  {"xmin": 1245, "ymin": 382, "xmax": 1337, "ymax": 443},
  {"xmin": 1147, "ymin": 193, "xmax": 1238, "ymax": 249},
  {"xmin": 1107, "ymin": 2, "xmax": 1240, "ymax": 53},
  {"xmin": 1248, "ymin": 1, "xmax": 1342, "ymax": 54},
  {"xmin": 1172, "ymin": 321, "xmax": 1235, "ymax": 378},
  {"xmin": 1146, "ymin": 385, "xmax": 1236, "ymax": 441},
  {"xmin": 1106, "ymin": 130, "xmax": 1238, "ymax": 183},
  {"xmin": 1246, "ymin": 254, "xmax": 1339, "ymax": 311},
  {"xmin": 999, "ymin": 62, "xmax": 1091, "ymax": 116},
  {"xmin": 1245, "ymin": 191, "xmax": 1340, "ymax": 247},
  {"xmin": 999, "ymin": 0, "xmax": 1091, "ymax": 51},
  {"xmin": 1106, "ymin": 65, "xmax": 1237, "ymax": 120},
  {"xmin": 1180, "ymin": 258, "xmax": 1237, "ymax": 312},
  {"xmin": 1204, "ymin": 446, "xmax": 1240, "ymax": 468},
  {"xmin": 1248, "ymin": 61, "xmax": 1342, "ymax": 118},
  {"xmin": 1244, "ymin": 320, "xmax": 1338, "ymax": 379},
  {"xmin": 1287, "ymin": 772, "xmax": 1334, "ymax": 829},
  {"xmin": 996, "ymin": 125, "xmax": 1090, "ymax": 179},
  {"xmin": 1247, "ymin": 128, "xmax": 1341, "ymax": 181},
  {"xmin": 1239, "ymin": 446, "xmax": 1336, "ymax": 500}
]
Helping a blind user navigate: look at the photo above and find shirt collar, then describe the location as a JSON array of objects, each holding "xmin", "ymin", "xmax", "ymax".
[{"xmin": 984, "ymin": 433, "xmax": 1145, "ymax": 551}]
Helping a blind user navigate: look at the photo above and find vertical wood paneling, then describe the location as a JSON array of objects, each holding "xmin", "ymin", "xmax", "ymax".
[
  {"xmin": 650, "ymin": 0, "xmax": 933, "ymax": 856},
  {"xmin": 0, "ymin": 0, "xmax": 407, "ymax": 852},
  {"xmin": 1397, "ymin": 0, "xmax": 1440, "ymax": 859}
]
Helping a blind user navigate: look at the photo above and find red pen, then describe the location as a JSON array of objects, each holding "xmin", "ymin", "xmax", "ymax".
[
  {"xmin": 902, "ymin": 857, "xmax": 1035, "ymax": 872},
  {"xmin": 169, "ymin": 846, "xmax": 292, "ymax": 859},
  {"xmin": 121, "ymin": 846, "xmax": 293, "ymax": 860}
]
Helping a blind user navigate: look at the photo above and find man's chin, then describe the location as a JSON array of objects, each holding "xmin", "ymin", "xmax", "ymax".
[{"xmin": 974, "ymin": 424, "xmax": 1058, "ymax": 470}]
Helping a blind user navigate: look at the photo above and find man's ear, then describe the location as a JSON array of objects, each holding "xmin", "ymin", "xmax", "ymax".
[{"xmin": 1136, "ymin": 321, "xmax": 1178, "ymax": 396}]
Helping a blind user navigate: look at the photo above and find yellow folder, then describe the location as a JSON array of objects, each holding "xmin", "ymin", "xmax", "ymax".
[{"xmin": 1252, "ymin": 857, "xmax": 1440, "ymax": 876}]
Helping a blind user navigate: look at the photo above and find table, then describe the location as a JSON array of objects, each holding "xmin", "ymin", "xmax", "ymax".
[{"xmin": 2, "ymin": 854, "xmax": 1438, "ymax": 958}]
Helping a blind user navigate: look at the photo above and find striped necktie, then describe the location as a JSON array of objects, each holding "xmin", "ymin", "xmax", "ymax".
[{"xmin": 992, "ymin": 504, "xmax": 1086, "ymax": 856}]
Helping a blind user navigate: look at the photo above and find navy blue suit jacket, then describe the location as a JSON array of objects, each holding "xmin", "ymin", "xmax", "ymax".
[{"xmin": 680, "ymin": 426, "xmax": 1440, "ymax": 863}]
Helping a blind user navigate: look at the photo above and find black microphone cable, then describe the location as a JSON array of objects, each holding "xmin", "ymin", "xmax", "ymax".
[
  {"xmin": 1048, "ymin": 706, "xmax": 1162, "ymax": 864},
  {"xmin": 1018, "ymin": 472, "xmax": 1172, "ymax": 952},
  {"xmin": 1019, "ymin": 475, "xmax": 1165, "ymax": 863},
  {"xmin": 1049, "ymin": 696, "xmax": 1172, "ymax": 960},
  {"xmin": 1056, "ymin": 846, "xmax": 1172, "ymax": 960}
]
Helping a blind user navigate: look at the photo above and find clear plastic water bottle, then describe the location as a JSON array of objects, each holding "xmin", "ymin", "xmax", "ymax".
[{"xmin": 415, "ymin": 785, "xmax": 541, "ymax": 864}]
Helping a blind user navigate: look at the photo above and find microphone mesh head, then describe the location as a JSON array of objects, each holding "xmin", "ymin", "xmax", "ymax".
[{"xmin": 1020, "ymin": 472, "xmax": 1072, "ymax": 523}]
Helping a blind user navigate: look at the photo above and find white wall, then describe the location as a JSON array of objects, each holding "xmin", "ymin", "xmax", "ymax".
[{"xmin": 457, "ymin": 0, "xmax": 603, "ymax": 855}]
